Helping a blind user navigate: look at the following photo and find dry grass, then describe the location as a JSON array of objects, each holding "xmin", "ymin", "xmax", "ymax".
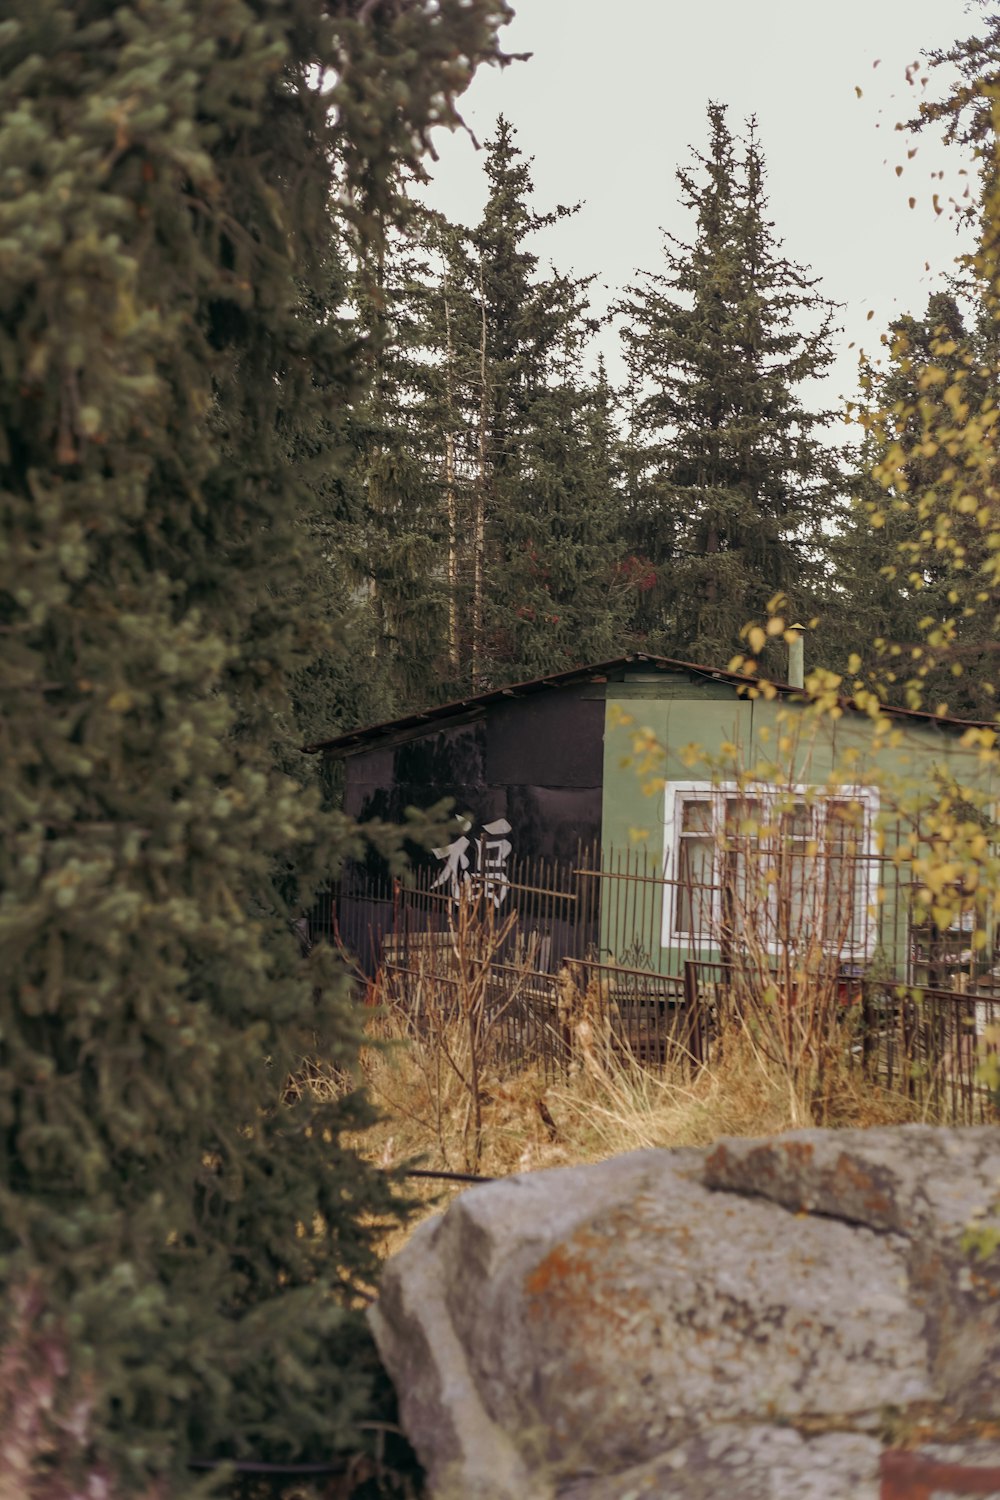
[{"xmin": 349, "ymin": 980, "xmax": 930, "ymax": 1258}]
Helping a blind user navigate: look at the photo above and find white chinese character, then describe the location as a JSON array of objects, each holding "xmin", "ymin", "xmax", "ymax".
[
  {"xmin": 432, "ymin": 817, "xmax": 514, "ymax": 908},
  {"xmin": 473, "ymin": 817, "xmax": 513, "ymax": 909},
  {"xmin": 432, "ymin": 818, "xmax": 472, "ymax": 901}
]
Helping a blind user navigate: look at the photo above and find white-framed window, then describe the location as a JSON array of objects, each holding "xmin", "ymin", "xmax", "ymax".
[{"xmin": 661, "ymin": 781, "xmax": 880, "ymax": 958}]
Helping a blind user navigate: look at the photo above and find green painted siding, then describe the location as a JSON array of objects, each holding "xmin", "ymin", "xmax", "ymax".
[{"xmin": 599, "ymin": 674, "xmax": 996, "ymax": 980}]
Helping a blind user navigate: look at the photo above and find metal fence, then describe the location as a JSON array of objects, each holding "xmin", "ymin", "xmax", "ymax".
[{"xmin": 314, "ymin": 833, "xmax": 1000, "ymax": 1122}]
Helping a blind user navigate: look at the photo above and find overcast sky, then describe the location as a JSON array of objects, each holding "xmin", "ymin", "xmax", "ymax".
[{"xmin": 422, "ymin": 0, "xmax": 983, "ymax": 419}]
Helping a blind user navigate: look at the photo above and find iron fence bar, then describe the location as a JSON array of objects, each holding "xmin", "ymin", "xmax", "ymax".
[
  {"xmin": 574, "ymin": 959, "xmax": 685, "ymax": 987},
  {"xmin": 325, "ymin": 837, "xmax": 1000, "ymax": 1118}
]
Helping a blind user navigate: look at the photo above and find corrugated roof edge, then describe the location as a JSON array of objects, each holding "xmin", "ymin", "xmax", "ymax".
[{"xmin": 302, "ymin": 652, "xmax": 995, "ymax": 756}]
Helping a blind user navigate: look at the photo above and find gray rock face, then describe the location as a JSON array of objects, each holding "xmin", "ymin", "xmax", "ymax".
[
  {"xmin": 704, "ymin": 1126, "xmax": 1000, "ymax": 1414},
  {"xmin": 558, "ymin": 1426, "xmax": 885, "ymax": 1500},
  {"xmin": 369, "ymin": 1128, "xmax": 1000, "ymax": 1499}
]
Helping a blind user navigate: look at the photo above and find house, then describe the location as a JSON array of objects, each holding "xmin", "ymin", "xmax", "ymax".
[{"xmin": 306, "ymin": 653, "xmax": 997, "ymax": 991}]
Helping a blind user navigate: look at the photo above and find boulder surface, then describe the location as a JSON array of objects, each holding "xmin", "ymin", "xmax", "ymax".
[{"xmin": 369, "ymin": 1127, "xmax": 1000, "ymax": 1499}]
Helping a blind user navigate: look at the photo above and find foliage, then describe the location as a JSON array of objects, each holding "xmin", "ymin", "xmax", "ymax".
[
  {"xmin": 852, "ymin": 6, "xmax": 1000, "ymax": 724},
  {"xmin": 329, "ymin": 198, "xmax": 461, "ymax": 716},
  {"xmin": 467, "ymin": 117, "xmax": 611, "ymax": 684},
  {"xmin": 370, "ymin": 888, "xmax": 539, "ymax": 1173},
  {"xmin": 361, "ymin": 929, "xmax": 929, "ymax": 1212},
  {"xmin": 711, "ymin": 11, "xmax": 1000, "ymax": 1115},
  {"xmin": 836, "ymin": 289, "xmax": 1000, "ymax": 719},
  {"xmin": 820, "ymin": 8, "xmax": 1000, "ymax": 952},
  {"xmin": 332, "ymin": 115, "xmax": 634, "ymax": 703},
  {"xmin": 491, "ymin": 347, "xmax": 633, "ymax": 679},
  {"xmin": 0, "ymin": 0, "xmax": 510, "ymax": 1490},
  {"xmin": 619, "ymin": 104, "xmax": 844, "ymax": 669}
]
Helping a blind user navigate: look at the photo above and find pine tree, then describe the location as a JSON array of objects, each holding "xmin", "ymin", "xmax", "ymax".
[
  {"xmin": 0, "ymin": 0, "xmax": 509, "ymax": 1490},
  {"xmin": 324, "ymin": 196, "xmax": 485, "ymax": 714},
  {"xmin": 464, "ymin": 116, "xmax": 630, "ymax": 685},
  {"xmin": 341, "ymin": 201, "xmax": 459, "ymax": 714},
  {"xmin": 422, "ymin": 212, "xmax": 487, "ymax": 689},
  {"xmin": 328, "ymin": 118, "xmax": 635, "ymax": 702},
  {"xmin": 916, "ymin": 5, "xmax": 1000, "ymax": 234},
  {"xmin": 496, "ymin": 346, "xmax": 633, "ymax": 675},
  {"xmin": 276, "ymin": 236, "xmax": 399, "ymax": 780},
  {"xmin": 466, "ymin": 115, "xmax": 572, "ymax": 684},
  {"xmin": 620, "ymin": 104, "xmax": 844, "ymax": 671}
]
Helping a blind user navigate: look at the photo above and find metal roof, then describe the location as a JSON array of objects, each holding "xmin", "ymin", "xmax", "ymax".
[{"xmin": 303, "ymin": 652, "xmax": 992, "ymax": 757}]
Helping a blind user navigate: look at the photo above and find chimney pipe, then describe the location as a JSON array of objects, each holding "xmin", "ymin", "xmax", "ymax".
[{"xmin": 787, "ymin": 624, "xmax": 805, "ymax": 690}]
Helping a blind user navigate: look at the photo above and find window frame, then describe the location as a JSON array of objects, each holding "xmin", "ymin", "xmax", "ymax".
[{"xmin": 660, "ymin": 780, "xmax": 880, "ymax": 957}]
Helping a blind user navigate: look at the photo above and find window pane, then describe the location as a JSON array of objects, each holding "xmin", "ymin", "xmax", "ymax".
[
  {"xmin": 785, "ymin": 848, "xmax": 809, "ymax": 936},
  {"xmin": 826, "ymin": 799, "xmax": 862, "ymax": 854},
  {"xmin": 725, "ymin": 798, "xmax": 760, "ymax": 834},
  {"xmin": 782, "ymin": 805, "xmax": 811, "ymax": 841},
  {"xmin": 682, "ymin": 799, "xmax": 712, "ymax": 832},
  {"xmin": 676, "ymin": 835, "xmax": 713, "ymax": 933},
  {"xmin": 824, "ymin": 801, "xmax": 862, "ymax": 948}
]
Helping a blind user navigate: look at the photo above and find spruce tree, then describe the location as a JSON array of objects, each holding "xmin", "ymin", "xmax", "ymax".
[
  {"xmin": 276, "ymin": 235, "xmax": 398, "ymax": 779},
  {"xmin": 329, "ymin": 117, "xmax": 635, "ymax": 701},
  {"xmin": 497, "ymin": 346, "xmax": 633, "ymax": 675},
  {"xmin": 620, "ymin": 104, "xmax": 844, "ymax": 671},
  {"xmin": 326, "ymin": 197, "xmax": 485, "ymax": 713},
  {"xmin": 464, "ymin": 116, "xmax": 630, "ymax": 685},
  {"xmin": 468, "ymin": 115, "xmax": 575, "ymax": 684},
  {"xmin": 339, "ymin": 203, "xmax": 459, "ymax": 716},
  {"xmin": 0, "ymin": 0, "xmax": 509, "ymax": 1490}
]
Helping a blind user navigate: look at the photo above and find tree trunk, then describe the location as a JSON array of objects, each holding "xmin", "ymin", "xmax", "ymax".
[
  {"xmin": 443, "ymin": 288, "xmax": 460, "ymax": 675},
  {"xmin": 472, "ymin": 254, "xmax": 488, "ymax": 691}
]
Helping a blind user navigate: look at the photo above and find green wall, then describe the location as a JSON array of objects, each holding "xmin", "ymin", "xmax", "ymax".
[{"xmin": 599, "ymin": 672, "xmax": 996, "ymax": 979}]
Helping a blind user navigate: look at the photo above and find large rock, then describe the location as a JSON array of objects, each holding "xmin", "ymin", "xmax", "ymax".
[
  {"xmin": 703, "ymin": 1125, "xmax": 1000, "ymax": 1414},
  {"xmin": 369, "ymin": 1128, "xmax": 1000, "ymax": 1499}
]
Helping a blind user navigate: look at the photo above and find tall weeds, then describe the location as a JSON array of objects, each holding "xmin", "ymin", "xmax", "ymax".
[
  {"xmin": 366, "ymin": 889, "xmax": 538, "ymax": 1173},
  {"xmin": 359, "ymin": 928, "xmax": 924, "ymax": 1218},
  {"xmin": 711, "ymin": 790, "xmax": 870, "ymax": 1125}
]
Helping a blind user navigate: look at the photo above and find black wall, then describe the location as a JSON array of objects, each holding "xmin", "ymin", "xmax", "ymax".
[{"xmin": 339, "ymin": 684, "xmax": 605, "ymax": 865}]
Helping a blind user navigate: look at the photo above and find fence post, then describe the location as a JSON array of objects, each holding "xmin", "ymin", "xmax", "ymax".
[
  {"xmin": 861, "ymin": 982, "xmax": 877, "ymax": 1075},
  {"xmin": 683, "ymin": 959, "xmax": 702, "ymax": 1073}
]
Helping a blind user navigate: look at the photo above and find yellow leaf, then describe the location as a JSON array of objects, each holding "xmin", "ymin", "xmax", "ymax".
[
  {"xmin": 628, "ymin": 826, "xmax": 650, "ymax": 844},
  {"xmin": 748, "ymin": 625, "xmax": 766, "ymax": 654}
]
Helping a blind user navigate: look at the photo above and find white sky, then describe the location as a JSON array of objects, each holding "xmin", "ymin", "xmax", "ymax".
[{"xmin": 422, "ymin": 0, "xmax": 983, "ymax": 421}]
